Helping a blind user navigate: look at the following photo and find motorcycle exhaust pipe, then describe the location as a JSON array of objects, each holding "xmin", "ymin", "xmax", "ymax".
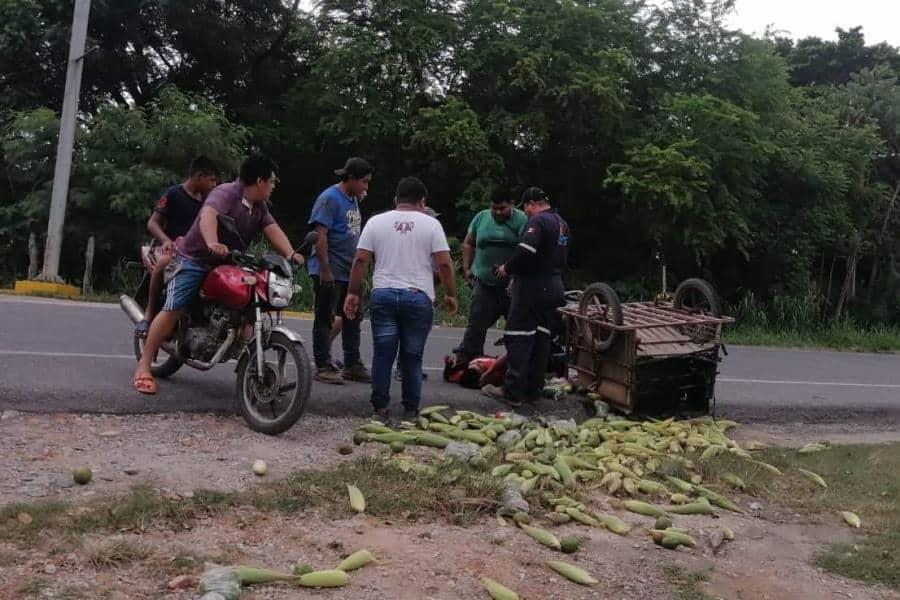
[{"xmin": 119, "ymin": 294, "xmax": 144, "ymax": 324}]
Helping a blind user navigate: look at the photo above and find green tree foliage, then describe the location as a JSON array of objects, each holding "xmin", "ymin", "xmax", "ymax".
[{"xmin": 0, "ymin": 0, "xmax": 897, "ymax": 324}]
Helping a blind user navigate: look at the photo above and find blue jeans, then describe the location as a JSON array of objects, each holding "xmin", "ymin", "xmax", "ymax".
[{"xmin": 369, "ymin": 288, "xmax": 434, "ymax": 411}]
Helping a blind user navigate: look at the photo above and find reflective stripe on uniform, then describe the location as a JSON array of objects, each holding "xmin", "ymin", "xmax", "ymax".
[
  {"xmin": 536, "ymin": 326, "xmax": 551, "ymax": 335},
  {"xmin": 518, "ymin": 242, "xmax": 537, "ymax": 253},
  {"xmin": 504, "ymin": 330, "xmax": 536, "ymax": 336}
]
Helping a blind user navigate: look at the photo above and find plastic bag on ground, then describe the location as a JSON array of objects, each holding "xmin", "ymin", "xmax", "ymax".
[
  {"xmin": 442, "ymin": 441, "xmax": 481, "ymax": 462},
  {"xmin": 197, "ymin": 564, "xmax": 241, "ymax": 600}
]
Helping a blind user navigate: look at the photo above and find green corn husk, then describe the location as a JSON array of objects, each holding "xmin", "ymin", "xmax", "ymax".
[
  {"xmin": 668, "ymin": 501, "xmax": 716, "ymax": 515},
  {"xmin": 414, "ymin": 432, "xmax": 451, "ymax": 448},
  {"xmin": 482, "ymin": 577, "xmax": 521, "ymax": 600},
  {"xmin": 563, "ymin": 507, "xmax": 601, "ymax": 528},
  {"xmin": 296, "ymin": 569, "xmax": 350, "ymax": 588},
  {"xmin": 520, "ymin": 523, "xmax": 561, "ymax": 550},
  {"xmin": 594, "ymin": 512, "xmax": 632, "ymax": 536},
  {"xmin": 623, "ymin": 500, "xmax": 667, "ymax": 518},
  {"xmin": 547, "ymin": 560, "xmax": 598, "ymax": 586},
  {"xmin": 231, "ymin": 566, "xmax": 295, "ymax": 585},
  {"xmin": 336, "ymin": 549, "xmax": 376, "ymax": 572},
  {"xmin": 347, "ymin": 484, "xmax": 365, "ymax": 513}
]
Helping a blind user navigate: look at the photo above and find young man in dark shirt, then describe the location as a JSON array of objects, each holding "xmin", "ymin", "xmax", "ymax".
[
  {"xmin": 135, "ymin": 156, "xmax": 218, "ymax": 337},
  {"xmin": 133, "ymin": 154, "xmax": 304, "ymax": 395}
]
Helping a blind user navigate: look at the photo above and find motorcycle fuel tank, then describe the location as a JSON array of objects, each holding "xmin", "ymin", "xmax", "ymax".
[{"xmin": 201, "ymin": 265, "xmax": 253, "ymax": 310}]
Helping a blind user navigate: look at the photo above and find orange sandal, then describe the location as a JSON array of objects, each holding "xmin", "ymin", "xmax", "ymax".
[{"xmin": 133, "ymin": 373, "xmax": 157, "ymax": 395}]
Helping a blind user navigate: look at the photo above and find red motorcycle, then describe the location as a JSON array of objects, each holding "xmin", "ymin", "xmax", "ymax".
[{"xmin": 120, "ymin": 219, "xmax": 312, "ymax": 435}]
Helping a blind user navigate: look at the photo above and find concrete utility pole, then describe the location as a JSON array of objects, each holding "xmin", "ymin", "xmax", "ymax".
[{"xmin": 38, "ymin": 0, "xmax": 91, "ymax": 283}]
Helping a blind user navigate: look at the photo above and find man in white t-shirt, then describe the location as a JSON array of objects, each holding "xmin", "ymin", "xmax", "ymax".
[{"xmin": 344, "ymin": 177, "xmax": 458, "ymax": 421}]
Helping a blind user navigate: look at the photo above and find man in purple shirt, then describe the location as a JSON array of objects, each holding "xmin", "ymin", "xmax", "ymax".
[{"xmin": 133, "ymin": 154, "xmax": 304, "ymax": 395}]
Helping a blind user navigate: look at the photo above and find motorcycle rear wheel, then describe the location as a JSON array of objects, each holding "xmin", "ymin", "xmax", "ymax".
[{"xmin": 236, "ymin": 331, "xmax": 311, "ymax": 435}]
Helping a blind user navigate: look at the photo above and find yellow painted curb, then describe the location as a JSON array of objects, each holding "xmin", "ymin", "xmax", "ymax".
[
  {"xmin": 282, "ymin": 310, "xmax": 314, "ymax": 319},
  {"xmin": 14, "ymin": 280, "xmax": 80, "ymax": 297}
]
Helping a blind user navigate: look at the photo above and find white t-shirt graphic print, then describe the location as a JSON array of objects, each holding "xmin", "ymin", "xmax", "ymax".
[{"xmin": 356, "ymin": 210, "xmax": 450, "ymax": 301}]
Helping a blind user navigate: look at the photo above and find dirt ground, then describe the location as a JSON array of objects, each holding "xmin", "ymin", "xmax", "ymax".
[{"xmin": 1, "ymin": 410, "xmax": 898, "ymax": 600}]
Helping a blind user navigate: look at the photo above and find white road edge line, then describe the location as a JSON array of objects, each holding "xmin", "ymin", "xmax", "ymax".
[
  {"xmin": 717, "ymin": 377, "xmax": 900, "ymax": 389},
  {"xmin": 2, "ymin": 349, "xmax": 899, "ymax": 388}
]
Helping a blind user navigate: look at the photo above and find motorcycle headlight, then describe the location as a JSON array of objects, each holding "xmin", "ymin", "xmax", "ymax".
[{"xmin": 267, "ymin": 272, "xmax": 293, "ymax": 308}]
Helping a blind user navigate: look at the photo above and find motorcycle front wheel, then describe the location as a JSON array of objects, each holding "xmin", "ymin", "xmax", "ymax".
[{"xmin": 236, "ymin": 331, "xmax": 312, "ymax": 435}]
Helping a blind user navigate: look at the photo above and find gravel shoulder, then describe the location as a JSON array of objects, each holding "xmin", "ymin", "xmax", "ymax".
[{"xmin": 1, "ymin": 410, "xmax": 898, "ymax": 599}]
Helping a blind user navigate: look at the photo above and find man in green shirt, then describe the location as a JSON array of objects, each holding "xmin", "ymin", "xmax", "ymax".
[{"xmin": 455, "ymin": 188, "xmax": 528, "ymax": 362}]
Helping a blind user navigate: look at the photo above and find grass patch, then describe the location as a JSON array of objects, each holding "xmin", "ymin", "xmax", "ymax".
[
  {"xmin": 0, "ymin": 457, "xmax": 503, "ymax": 548},
  {"xmin": 663, "ymin": 564, "xmax": 713, "ymax": 600},
  {"xmin": 167, "ymin": 544, "xmax": 245, "ymax": 571},
  {"xmin": 16, "ymin": 578, "xmax": 51, "ymax": 598},
  {"xmin": 726, "ymin": 322, "xmax": 900, "ymax": 352},
  {"xmin": 696, "ymin": 442, "xmax": 900, "ymax": 589},
  {"xmin": 86, "ymin": 538, "xmax": 151, "ymax": 569}
]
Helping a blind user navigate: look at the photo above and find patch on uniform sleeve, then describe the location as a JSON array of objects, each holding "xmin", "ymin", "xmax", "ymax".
[
  {"xmin": 155, "ymin": 195, "xmax": 168, "ymax": 210},
  {"xmin": 526, "ymin": 226, "xmax": 536, "ymax": 234}
]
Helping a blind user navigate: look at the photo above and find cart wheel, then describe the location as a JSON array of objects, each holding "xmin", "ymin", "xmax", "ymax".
[
  {"xmin": 578, "ymin": 282, "xmax": 623, "ymax": 351},
  {"xmin": 673, "ymin": 278, "xmax": 722, "ymax": 342}
]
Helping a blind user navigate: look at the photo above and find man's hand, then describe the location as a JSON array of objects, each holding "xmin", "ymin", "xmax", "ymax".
[
  {"xmin": 290, "ymin": 252, "xmax": 305, "ymax": 267},
  {"xmin": 161, "ymin": 240, "xmax": 176, "ymax": 255},
  {"xmin": 463, "ymin": 267, "xmax": 474, "ymax": 285},
  {"xmin": 207, "ymin": 242, "xmax": 229, "ymax": 258},
  {"xmin": 494, "ymin": 264, "xmax": 508, "ymax": 280},
  {"xmin": 320, "ymin": 268, "xmax": 335, "ymax": 287},
  {"xmin": 343, "ymin": 293, "xmax": 361, "ymax": 320},
  {"xmin": 443, "ymin": 295, "xmax": 459, "ymax": 315}
]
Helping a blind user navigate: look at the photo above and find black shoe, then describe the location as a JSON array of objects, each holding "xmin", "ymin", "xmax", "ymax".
[
  {"xmin": 402, "ymin": 407, "xmax": 418, "ymax": 420},
  {"xmin": 372, "ymin": 407, "xmax": 391, "ymax": 423}
]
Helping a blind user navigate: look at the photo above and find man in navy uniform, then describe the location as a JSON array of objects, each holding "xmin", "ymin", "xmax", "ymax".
[{"xmin": 494, "ymin": 187, "xmax": 570, "ymax": 406}]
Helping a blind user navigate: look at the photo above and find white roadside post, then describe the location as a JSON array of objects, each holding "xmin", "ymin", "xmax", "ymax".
[{"xmin": 37, "ymin": 0, "xmax": 92, "ymax": 283}]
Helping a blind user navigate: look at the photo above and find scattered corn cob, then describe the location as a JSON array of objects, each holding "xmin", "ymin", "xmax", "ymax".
[
  {"xmin": 594, "ymin": 512, "xmax": 632, "ymax": 536},
  {"xmin": 668, "ymin": 501, "xmax": 716, "ymax": 515},
  {"xmin": 296, "ymin": 569, "xmax": 350, "ymax": 588},
  {"xmin": 798, "ymin": 468, "xmax": 827, "ymax": 489},
  {"xmin": 623, "ymin": 500, "xmax": 667, "ymax": 518},
  {"xmin": 547, "ymin": 560, "xmax": 598, "ymax": 586},
  {"xmin": 336, "ymin": 549, "xmax": 376, "ymax": 572},
  {"xmin": 841, "ymin": 511, "xmax": 861, "ymax": 528},
  {"xmin": 347, "ymin": 484, "xmax": 366, "ymax": 513},
  {"xmin": 232, "ymin": 566, "xmax": 294, "ymax": 585},
  {"xmin": 482, "ymin": 577, "xmax": 520, "ymax": 600},
  {"xmin": 520, "ymin": 523, "xmax": 561, "ymax": 550}
]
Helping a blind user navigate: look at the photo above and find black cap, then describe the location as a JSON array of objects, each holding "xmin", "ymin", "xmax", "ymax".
[
  {"xmin": 520, "ymin": 186, "xmax": 549, "ymax": 205},
  {"xmin": 334, "ymin": 157, "xmax": 373, "ymax": 179}
]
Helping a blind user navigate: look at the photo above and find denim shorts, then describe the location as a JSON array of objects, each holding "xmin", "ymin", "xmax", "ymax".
[{"xmin": 162, "ymin": 257, "xmax": 208, "ymax": 311}]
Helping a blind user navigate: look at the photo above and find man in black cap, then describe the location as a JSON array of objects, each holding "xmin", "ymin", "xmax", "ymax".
[
  {"xmin": 307, "ymin": 157, "xmax": 373, "ymax": 384},
  {"xmin": 493, "ymin": 187, "xmax": 570, "ymax": 405}
]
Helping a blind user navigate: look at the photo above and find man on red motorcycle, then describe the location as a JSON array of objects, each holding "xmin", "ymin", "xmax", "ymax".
[
  {"xmin": 132, "ymin": 154, "xmax": 304, "ymax": 395},
  {"xmin": 134, "ymin": 156, "xmax": 219, "ymax": 338}
]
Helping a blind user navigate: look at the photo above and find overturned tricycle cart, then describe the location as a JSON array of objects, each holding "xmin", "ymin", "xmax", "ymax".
[{"xmin": 559, "ymin": 279, "xmax": 734, "ymax": 415}]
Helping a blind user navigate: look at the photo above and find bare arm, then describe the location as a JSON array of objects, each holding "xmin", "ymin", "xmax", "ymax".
[
  {"xmin": 343, "ymin": 248, "xmax": 373, "ymax": 320},
  {"xmin": 434, "ymin": 250, "xmax": 458, "ymax": 314},
  {"xmin": 462, "ymin": 232, "xmax": 476, "ymax": 280},
  {"xmin": 147, "ymin": 212, "xmax": 173, "ymax": 248},
  {"xmin": 263, "ymin": 223, "xmax": 304, "ymax": 265},
  {"xmin": 199, "ymin": 206, "xmax": 220, "ymax": 247},
  {"xmin": 314, "ymin": 224, "xmax": 334, "ymax": 282}
]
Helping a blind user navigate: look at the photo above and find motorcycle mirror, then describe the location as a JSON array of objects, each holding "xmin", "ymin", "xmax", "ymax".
[{"xmin": 298, "ymin": 230, "xmax": 318, "ymax": 257}]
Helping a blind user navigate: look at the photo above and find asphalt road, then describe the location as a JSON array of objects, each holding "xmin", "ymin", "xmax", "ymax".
[{"xmin": 0, "ymin": 295, "xmax": 897, "ymax": 425}]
